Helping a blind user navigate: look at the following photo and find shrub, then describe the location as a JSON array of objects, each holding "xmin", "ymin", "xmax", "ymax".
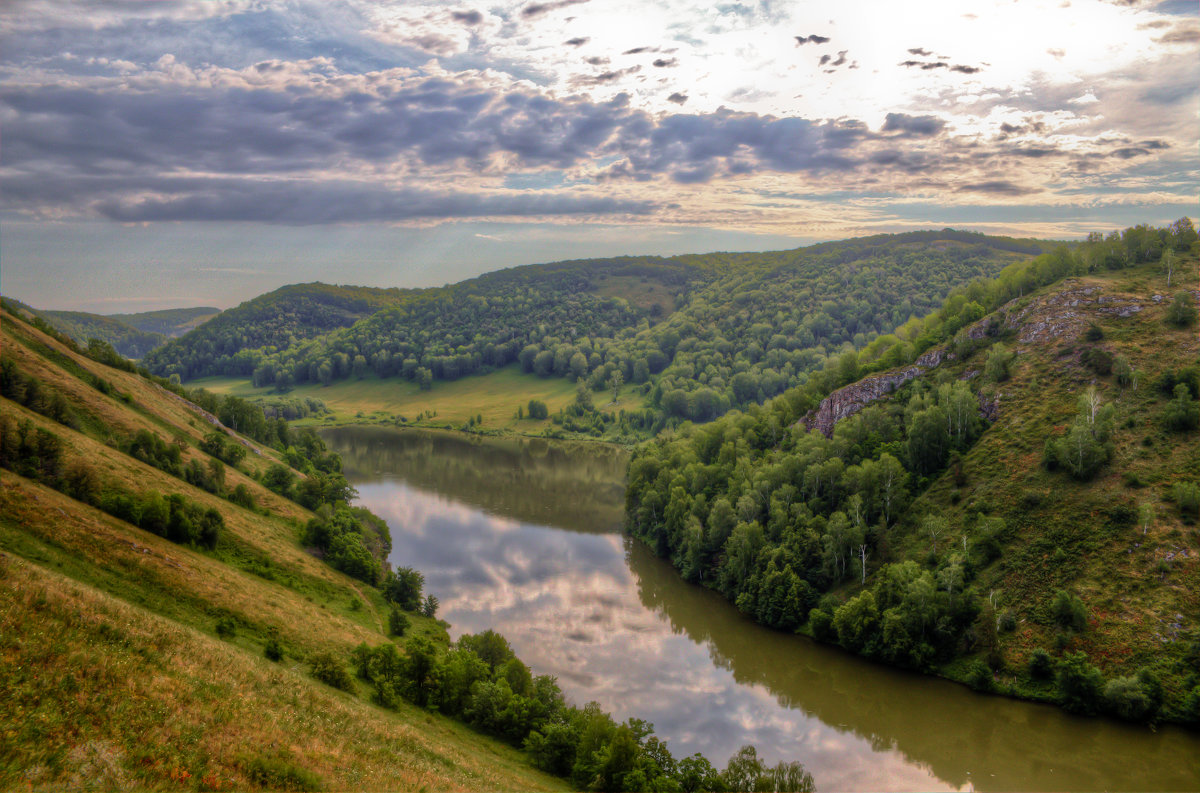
[
  {"xmin": 1056, "ymin": 651, "xmax": 1103, "ymax": 714},
  {"xmin": 239, "ymin": 755, "xmax": 323, "ymax": 792},
  {"xmin": 1103, "ymin": 675, "xmax": 1158, "ymax": 722},
  {"xmin": 967, "ymin": 659, "xmax": 993, "ymax": 692},
  {"xmin": 1028, "ymin": 648, "xmax": 1054, "ymax": 680},
  {"xmin": 264, "ymin": 634, "xmax": 284, "ymax": 662},
  {"xmin": 1080, "ymin": 347, "xmax": 1113, "ymax": 376},
  {"xmin": 1173, "ymin": 482, "xmax": 1200, "ymax": 517},
  {"xmin": 1166, "ymin": 291, "xmax": 1197, "ymax": 327},
  {"xmin": 388, "ymin": 608, "xmax": 410, "ymax": 637},
  {"xmin": 527, "ymin": 399, "xmax": 549, "ymax": 420},
  {"xmin": 308, "ymin": 651, "xmax": 354, "ymax": 692},
  {"xmin": 215, "ymin": 616, "xmax": 237, "ymax": 639},
  {"xmin": 1051, "ymin": 590, "xmax": 1088, "ymax": 632}
]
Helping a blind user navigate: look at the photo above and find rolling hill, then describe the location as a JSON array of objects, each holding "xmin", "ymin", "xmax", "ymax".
[{"xmin": 625, "ymin": 222, "xmax": 1200, "ymax": 724}]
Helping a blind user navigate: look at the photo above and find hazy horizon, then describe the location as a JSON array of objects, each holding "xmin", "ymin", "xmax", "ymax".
[{"xmin": 2, "ymin": 0, "xmax": 1196, "ymax": 312}]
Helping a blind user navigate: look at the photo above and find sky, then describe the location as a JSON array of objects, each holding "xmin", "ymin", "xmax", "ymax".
[{"xmin": 1, "ymin": 0, "xmax": 1196, "ymax": 312}]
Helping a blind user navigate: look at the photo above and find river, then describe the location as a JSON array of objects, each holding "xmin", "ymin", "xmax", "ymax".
[{"xmin": 322, "ymin": 425, "xmax": 1200, "ymax": 792}]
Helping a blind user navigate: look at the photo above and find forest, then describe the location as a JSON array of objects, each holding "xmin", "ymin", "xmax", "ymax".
[{"xmin": 625, "ymin": 218, "xmax": 1199, "ymax": 723}]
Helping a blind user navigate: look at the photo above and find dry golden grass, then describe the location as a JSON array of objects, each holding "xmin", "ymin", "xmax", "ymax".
[{"xmin": 0, "ymin": 553, "xmax": 567, "ymax": 792}]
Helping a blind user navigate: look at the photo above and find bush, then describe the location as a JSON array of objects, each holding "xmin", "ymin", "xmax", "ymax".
[
  {"xmin": 1056, "ymin": 651, "xmax": 1103, "ymax": 714},
  {"xmin": 526, "ymin": 399, "xmax": 549, "ymax": 420},
  {"xmin": 215, "ymin": 616, "xmax": 237, "ymax": 639},
  {"xmin": 1103, "ymin": 674, "xmax": 1159, "ymax": 722},
  {"xmin": 966, "ymin": 659, "xmax": 993, "ymax": 692},
  {"xmin": 1166, "ymin": 291, "xmax": 1197, "ymax": 327},
  {"xmin": 264, "ymin": 633, "xmax": 284, "ymax": 662},
  {"xmin": 1051, "ymin": 590, "xmax": 1088, "ymax": 632},
  {"xmin": 1080, "ymin": 347, "xmax": 1113, "ymax": 376},
  {"xmin": 388, "ymin": 608, "xmax": 410, "ymax": 637},
  {"xmin": 309, "ymin": 651, "xmax": 354, "ymax": 692},
  {"xmin": 1028, "ymin": 648, "xmax": 1054, "ymax": 680},
  {"xmin": 239, "ymin": 755, "xmax": 323, "ymax": 792},
  {"xmin": 1173, "ymin": 482, "xmax": 1200, "ymax": 517}
]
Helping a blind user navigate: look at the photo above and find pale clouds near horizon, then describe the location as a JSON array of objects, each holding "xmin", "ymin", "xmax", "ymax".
[{"xmin": 0, "ymin": 0, "xmax": 1196, "ymax": 309}]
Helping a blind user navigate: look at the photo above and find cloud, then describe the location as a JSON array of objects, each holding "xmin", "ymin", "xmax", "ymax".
[
  {"xmin": 955, "ymin": 180, "xmax": 1037, "ymax": 196},
  {"xmin": 950, "ymin": 64, "xmax": 980, "ymax": 74},
  {"xmin": 667, "ymin": 92, "xmax": 688, "ymax": 104},
  {"xmin": 653, "ymin": 58, "xmax": 678, "ymax": 68},
  {"xmin": 565, "ymin": 36, "xmax": 589, "ymax": 46},
  {"xmin": 623, "ymin": 46, "xmax": 655, "ymax": 55},
  {"xmin": 1156, "ymin": 25, "xmax": 1200, "ymax": 44},
  {"xmin": 521, "ymin": 0, "xmax": 591, "ymax": 19},
  {"xmin": 794, "ymin": 34, "xmax": 830, "ymax": 45},
  {"xmin": 451, "ymin": 9, "xmax": 484, "ymax": 25},
  {"xmin": 881, "ymin": 112, "xmax": 946, "ymax": 137},
  {"xmin": 907, "ymin": 47, "xmax": 932, "ymax": 56}
]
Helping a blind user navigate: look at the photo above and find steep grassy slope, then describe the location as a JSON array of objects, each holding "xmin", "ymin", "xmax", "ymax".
[
  {"xmin": 625, "ymin": 231, "xmax": 1199, "ymax": 723},
  {"xmin": 0, "ymin": 313, "xmax": 569, "ymax": 790}
]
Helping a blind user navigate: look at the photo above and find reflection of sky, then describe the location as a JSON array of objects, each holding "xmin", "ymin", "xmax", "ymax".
[{"xmin": 357, "ymin": 480, "xmax": 955, "ymax": 791}]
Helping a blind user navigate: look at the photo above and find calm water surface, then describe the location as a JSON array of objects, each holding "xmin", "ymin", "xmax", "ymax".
[{"xmin": 323, "ymin": 425, "xmax": 1200, "ymax": 792}]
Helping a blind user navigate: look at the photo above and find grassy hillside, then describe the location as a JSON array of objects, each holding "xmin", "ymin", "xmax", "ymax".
[
  {"xmin": 1, "ymin": 308, "xmax": 794, "ymax": 791},
  {"xmin": 0, "ymin": 308, "xmax": 571, "ymax": 790},
  {"xmin": 3, "ymin": 298, "xmax": 167, "ymax": 359},
  {"xmin": 625, "ymin": 222, "xmax": 1200, "ymax": 724},
  {"xmin": 109, "ymin": 306, "xmax": 220, "ymax": 337}
]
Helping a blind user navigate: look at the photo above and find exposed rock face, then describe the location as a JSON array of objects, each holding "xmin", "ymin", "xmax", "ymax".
[
  {"xmin": 1006, "ymin": 282, "xmax": 1142, "ymax": 343},
  {"xmin": 801, "ymin": 348, "xmax": 955, "ymax": 437}
]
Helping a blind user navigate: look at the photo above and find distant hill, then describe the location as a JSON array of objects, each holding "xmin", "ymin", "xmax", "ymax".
[
  {"xmin": 2, "ymin": 298, "xmax": 167, "ymax": 359},
  {"xmin": 108, "ymin": 306, "xmax": 220, "ymax": 337},
  {"xmin": 141, "ymin": 283, "xmax": 414, "ymax": 380},
  {"xmin": 146, "ymin": 231, "xmax": 1054, "ymax": 432}
]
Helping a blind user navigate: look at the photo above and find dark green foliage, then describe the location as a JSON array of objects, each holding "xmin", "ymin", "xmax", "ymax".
[
  {"xmin": 1166, "ymin": 291, "xmax": 1197, "ymax": 327},
  {"xmin": 308, "ymin": 651, "xmax": 355, "ymax": 692},
  {"xmin": 238, "ymin": 754, "xmax": 324, "ymax": 792},
  {"xmin": 383, "ymin": 567, "xmax": 425, "ymax": 612},
  {"xmin": 388, "ymin": 607, "xmax": 410, "ymax": 637},
  {"xmin": 1056, "ymin": 652, "xmax": 1104, "ymax": 715},
  {"xmin": 985, "ymin": 343, "xmax": 1015, "ymax": 382},
  {"xmin": 303, "ymin": 506, "xmax": 387, "ymax": 585},
  {"xmin": 264, "ymin": 633, "xmax": 284, "ymax": 662},
  {"xmin": 421, "ymin": 594, "xmax": 440, "ymax": 618},
  {"xmin": 215, "ymin": 616, "xmax": 237, "ymax": 639},
  {"xmin": 967, "ymin": 659, "xmax": 993, "ymax": 692},
  {"xmin": 199, "ymin": 431, "xmax": 247, "ymax": 466},
  {"xmin": 344, "ymin": 627, "xmax": 798, "ymax": 792},
  {"xmin": 1080, "ymin": 347, "xmax": 1113, "ymax": 376},
  {"xmin": 526, "ymin": 399, "xmax": 549, "ymax": 420},
  {"xmin": 1163, "ymin": 384, "xmax": 1199, "ymax": 431},
  {"xmin": 1103, "ymin": 670, "xmax": 1162, "ymax": 722},
  {"xmin": 1028, "ymin": 648, "xmax": 1054, "ymax": 680},
  {"xmin": 143, "ymin": 283, "xmax": 409, "ymax": 381},
  {"xmin": 1172, "ymin": 482, "xmax": 1199, "ymax": 517},
  {"xmin": 1051, "ymin": 590, "xmax": 1088, "ymax": 632}
]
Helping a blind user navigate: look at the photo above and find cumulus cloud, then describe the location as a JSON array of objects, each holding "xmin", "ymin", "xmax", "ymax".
[{"xmin": 794, "ymin": 34, "xmax": 830, "ymax": 45}]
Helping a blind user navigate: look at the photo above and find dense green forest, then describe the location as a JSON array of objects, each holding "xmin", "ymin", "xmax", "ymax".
[
  {"xmin": 141, "ymin": 283, "xmax": 418, "ymax": 378},
  {"xmin": 146, "ymin": 230, "xmax": 1050, "ymax": 439},
  {"xmin": 1, "ymin": 304, "xmax": 813, "ymax": 793},
  {"xmin": 108, "ymin": 306, "xmax": 220, "ymax": 337},
  {"xmin": 625, "ymin": 219, "xmax": 1200, "ymax": 724}
]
